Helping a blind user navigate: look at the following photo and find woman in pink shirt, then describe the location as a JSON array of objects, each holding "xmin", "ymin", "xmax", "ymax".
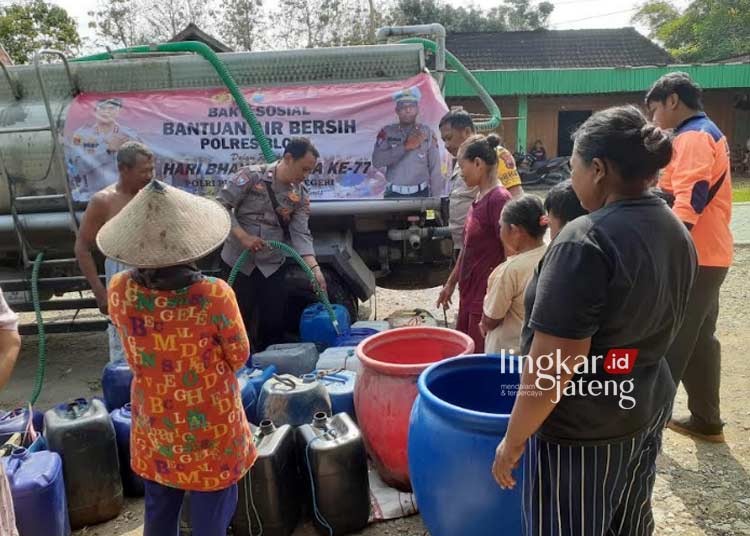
[{"xmin": 437, "ymin": 134, "xmax": 511, "ymax": 351}]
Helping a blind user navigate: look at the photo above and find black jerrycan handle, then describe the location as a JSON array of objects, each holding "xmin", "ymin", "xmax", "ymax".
[
  {"xmin": 312, "ymin": 412, "xmax": 338, "ymax": 439},
  {"xmin": 64, "ymin": 398, "xmax": 89, "ymax": 419},
  {"xmin": 272, "ymin": 374, "xmax": 298, "ymax": 390}
]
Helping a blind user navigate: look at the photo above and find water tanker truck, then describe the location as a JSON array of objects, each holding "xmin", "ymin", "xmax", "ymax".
[{"xmin": 0, "ymin": 24, "xmax": 499, "ymax": 334}]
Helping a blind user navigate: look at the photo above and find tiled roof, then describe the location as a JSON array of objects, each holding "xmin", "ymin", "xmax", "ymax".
[
  {"xmin": 710, "ymin": 53, "xmax": 750, "ymax": 64},
  {"xmin": 170, "ymin": 23, "xmax": 233, "ymax": 53},
  {"xmin": 445, "ymin": 28, "xmax": 674, "ymax": 70}
]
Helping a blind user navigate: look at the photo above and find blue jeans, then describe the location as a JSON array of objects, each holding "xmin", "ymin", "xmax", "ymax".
[{"xmin": 144, "ymin": 479, "xmax": 237, "ymax": 536}]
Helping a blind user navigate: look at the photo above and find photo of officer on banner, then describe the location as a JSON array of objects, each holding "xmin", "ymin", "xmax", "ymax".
[{"xmin": 372, "ymin": 86, "xmax": 445, "ymax": 198}]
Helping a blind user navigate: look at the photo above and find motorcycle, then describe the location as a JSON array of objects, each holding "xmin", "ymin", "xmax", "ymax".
[{"xmin": 513, "ymin": 152, "xmax": 571, "ymax": 186}]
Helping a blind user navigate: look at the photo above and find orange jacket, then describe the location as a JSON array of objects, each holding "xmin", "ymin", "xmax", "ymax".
[{"xmin": 659, "ymin": 113, "xmax": 733, "ymax": 267}]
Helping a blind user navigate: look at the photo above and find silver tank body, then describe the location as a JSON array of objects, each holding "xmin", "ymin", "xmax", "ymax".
[{"xmin": 0, "ymin": 44, "xmax": 429, "ymax": 256}]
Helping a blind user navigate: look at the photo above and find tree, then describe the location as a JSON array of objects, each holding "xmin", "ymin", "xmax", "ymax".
[
  {"xmin": 633, "ymin": 0, "xmax": 750, "ymax": 62},
  {"xmin": 144, "ymin": 0, "xmax": 218, "ymax": 42},
  {"xmin": 389, "ymin": 0, "xmax": 554, "ymax": 33},
  {"xmin": 505, "ymin": 0, "xmax": 554, "ymax": 31},
  {"xmin": 89, "ymin": 0, "xmax": 220, "ymax": 48},
  {"xmin": 0, "ymin": 0, "xmax": 81, "ymax": 64},
  {"xmin": 220, "ymin": 0, "xmax": 266, "ymax": 51},
  {"xmin": 87, "ymin": 0, "xmax": 147, "ymax": 48},
  {"xmin": 270, "ymin": 0, "xmax": 375, "ymax": 49}
]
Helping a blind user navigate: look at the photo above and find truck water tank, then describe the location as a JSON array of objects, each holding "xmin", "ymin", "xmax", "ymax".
[
  {"xmin": 44, "ymin": 398, "xmax": 123, "ymax": 529},
  {"xmin": 2, "ymin": 448, "xmax": 71, "ymax": 536},
  {"xmin": 253, "ymin": 343, "xmax": 319, "ymax": 377},
  {"xmin": 298, "ymin": 412, "xmax": 370, "ymax": 534}
]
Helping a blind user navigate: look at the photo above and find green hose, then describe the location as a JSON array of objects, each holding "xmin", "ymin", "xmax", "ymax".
[
  {"xmin": 228, "ymin": 241, "xmax": 341, "ymax": 335},
  {"xmin": 73, "ymin": 43, "xmax": 339, "ymax": 336},
  {"xmin": 29, "ymin": 253, "xmax": 46, "ymax": 406},
  {"xmin": 400, "ymin": 37, "xmax": 501, "ymax": 132},
  {"xmin": 73, "ymin": 42, "xmax": 277, "ymax": 164}
]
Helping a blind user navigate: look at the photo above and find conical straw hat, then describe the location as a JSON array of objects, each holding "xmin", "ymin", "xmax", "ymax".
[{"xmin": 96, "ymin": 180, "xmax": 231, "ymax": 268}]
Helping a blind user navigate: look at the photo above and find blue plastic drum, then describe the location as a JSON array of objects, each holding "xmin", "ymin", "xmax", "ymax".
[{"xmin": 408, "ymin": 354, "xmax": 523, "ymax": 536}]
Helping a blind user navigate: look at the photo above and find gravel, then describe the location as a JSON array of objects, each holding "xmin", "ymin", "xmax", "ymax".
[{"xmin": 2, "ymin": 249, "xmax": 749, "ymax": 536}]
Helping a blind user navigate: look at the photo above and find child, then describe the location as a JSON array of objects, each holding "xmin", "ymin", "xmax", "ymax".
[
  {"xmin": 480, "ymin": 195, "xmax": 547, "ymax": 354},
  {"xmin": 516, "ymin": 180, "xmax": 588, "ymax": 354}
]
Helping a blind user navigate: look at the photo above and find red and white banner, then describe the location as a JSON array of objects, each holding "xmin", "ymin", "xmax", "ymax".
[{"xmin": 63, "ymin": 73, "xmax": 450, "ymax": 201}]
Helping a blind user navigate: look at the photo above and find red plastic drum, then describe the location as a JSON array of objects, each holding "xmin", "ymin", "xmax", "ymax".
[{"xmin": 354, "ymin": 327, "xmax": 474, "ymax": 491}]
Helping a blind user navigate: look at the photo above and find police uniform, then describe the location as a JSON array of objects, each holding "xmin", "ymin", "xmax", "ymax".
[
  {"xmin": 372, "ymin": 87, "xmax": 444, "ymax": 198},
  {"xmin": 217, "ymin": 162, "xmax": 314, "ymax": 351},
  {"xmin": 68, "ymin": 123, "xmax": 141, "ymax": 201}
]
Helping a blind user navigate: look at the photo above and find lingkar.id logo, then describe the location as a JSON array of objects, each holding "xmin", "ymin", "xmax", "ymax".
[{"xmin": 499, "ymin": 348, "xmax": 639, "ymax": 410}]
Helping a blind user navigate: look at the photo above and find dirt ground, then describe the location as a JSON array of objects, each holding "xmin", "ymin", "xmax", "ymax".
[{"xmin": 2, "ymin": 247, "xmax": 749, "ymax": 535}]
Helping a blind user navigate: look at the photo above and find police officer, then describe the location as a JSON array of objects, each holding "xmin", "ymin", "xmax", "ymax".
[
  {"xmin": 217, "ymin": 138, "xmax": 326, "ymax": 352},
  {"xmin": 68, "ymin": 98, "xmax": 140, "ymax": 201},
  {"xmin": 372, "ymin": 87, "xmax": 444, "ymax": 198}
]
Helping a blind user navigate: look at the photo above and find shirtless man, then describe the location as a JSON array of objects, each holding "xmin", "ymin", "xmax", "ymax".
[{"xmin": 74, "ymin": 141, "xmax": 154, "ymax": 362}]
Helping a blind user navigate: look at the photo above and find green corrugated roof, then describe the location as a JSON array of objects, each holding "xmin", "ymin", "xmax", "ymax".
[{"xmin": 444, "ymin": 63, "xmax": 750, "ymax": 97}]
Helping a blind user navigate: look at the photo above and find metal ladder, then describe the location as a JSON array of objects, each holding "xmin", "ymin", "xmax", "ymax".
[
  {"xmin": 1, "ymin": 50, "xmax": 107, "ymax": 334},
  {"xmin": 0, "ymin": 49, "xmax": 80, "ymax": 268}
]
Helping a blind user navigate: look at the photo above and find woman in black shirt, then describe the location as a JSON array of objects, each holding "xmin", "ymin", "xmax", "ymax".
[{"xmin": 492, "ymin": 105, "xmax": 697, "ymax": 536}]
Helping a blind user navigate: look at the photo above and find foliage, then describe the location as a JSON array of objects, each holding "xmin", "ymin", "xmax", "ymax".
[
  {"xmin": 389, "ymin": 0, "xmax": 554, "ymax": 33},
  {"xmin": 0, "ymin": 0, "xmax": 82, "ymax": 64},
  {"xmin": 89, "ymin": 0, "xmax": 218, "ymax": 48},
  {"xmin": 270, "ymin": 0, "xmax": 379, "ymax": 49},
  {"xmin": 220, "ymin": 0, "xmax": 266, "ymax": 51},
  {"xmin": 633, "ymin": 0, "xmax": 750, "ymax": 62}
]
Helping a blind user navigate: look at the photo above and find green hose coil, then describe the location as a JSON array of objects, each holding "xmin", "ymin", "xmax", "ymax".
[
  {"xmin": 29, "ymin": 253, "xmax": 46, "ymax": 406},
  {"xmin": 399, "ymin": 37, "xmax": 502, "ymax": 132},
  {"xmin": 73, "ymin": 42, "xmax": 277, "ymax": 164},
  {"xmin": 228, "ymin": 241, "xmax": 341, "ymax": 335}
]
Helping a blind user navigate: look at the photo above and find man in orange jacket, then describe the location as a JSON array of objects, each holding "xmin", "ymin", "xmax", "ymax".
[{"xmin": 646, "ymin": 72, "xmax": 733, "ymax": 443}]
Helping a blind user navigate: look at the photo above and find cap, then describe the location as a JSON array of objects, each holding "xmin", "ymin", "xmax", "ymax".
[{"xmin": 393, "ymin": 86, "xmax": 421, "ymax": 106}]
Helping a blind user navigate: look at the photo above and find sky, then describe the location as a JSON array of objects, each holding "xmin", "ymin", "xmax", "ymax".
[{"xmin": 50, "ymin": 0, "xmax": 692, "ymax": 51}]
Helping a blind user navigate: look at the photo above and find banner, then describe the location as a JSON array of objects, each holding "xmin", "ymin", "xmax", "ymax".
[{"xmin": 63, "ymin": 73, "xmax": 451, "ymax": 202}]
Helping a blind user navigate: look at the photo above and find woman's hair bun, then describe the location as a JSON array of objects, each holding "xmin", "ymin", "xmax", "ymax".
[
  {"xmin": 640, "ymin": 124, "xmax": 672, "ymax": 167},
  {"xmin": 485, "ymin": 133, "xmax": 502, "ymax": 150}
]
